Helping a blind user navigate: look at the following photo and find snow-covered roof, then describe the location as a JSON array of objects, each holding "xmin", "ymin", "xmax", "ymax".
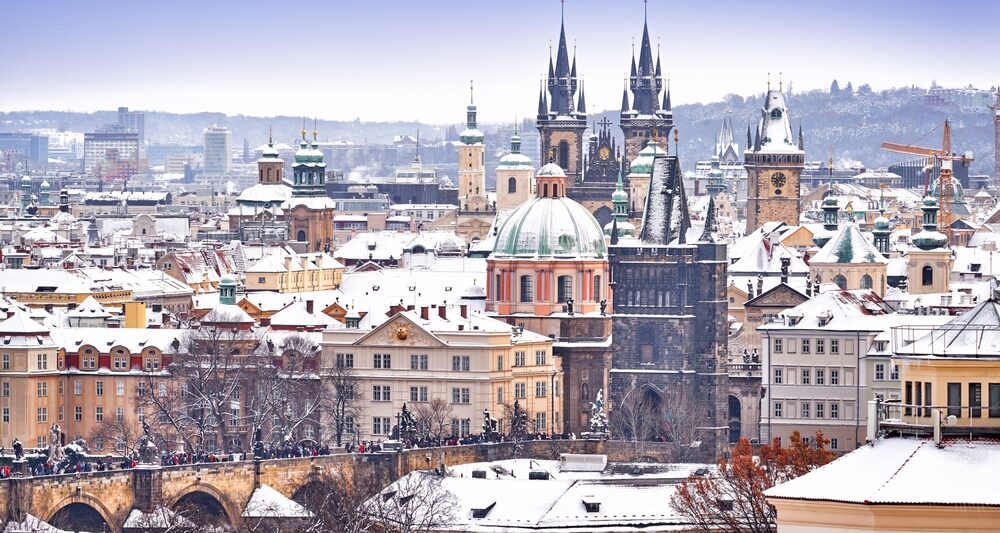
[
  {"xmin": 810, "ymin": 224, "xmax": 888, "ymax": 264},
  {"xmin": 268, "ymin": 300, "xmax": 338, "ymax": 329},
  {"xmin": 66, "ymin": 296, "xmax": 111, "ymax": 318},
  {"xmin": 202, "ymin": 303, "xmax": 255, "ymax": 324},
  {"xmin": 766, "ymin": 437, "xmax": 1000, "ymax": 506},
  {"xmin": 124, "ymin": 506, "xmax": 195, "ymax": 529},
  {"xmin": 243, "ymin": 484, "xmax": 313, "ymax": 518},
  {"xmin": 760, "ymin": 289, "xmax": 892, "ymax": 331},
  {"xmin": 895, "ymin": 291, "xmax": 1000, "ymax": 358},
  {"xmin": 3, "ymin": 514, "xmax": 70, "ymax": 533}
]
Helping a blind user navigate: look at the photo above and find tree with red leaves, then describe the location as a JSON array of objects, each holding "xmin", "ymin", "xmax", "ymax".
[{"xmin": 671, "ymin": 431, "xmax": 834, "ymax": 533}]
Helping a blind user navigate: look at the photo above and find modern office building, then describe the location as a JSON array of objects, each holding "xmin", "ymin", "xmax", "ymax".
[{"xmin": 203, "ymin": 126, "xmax": 232, "ymax": 174}]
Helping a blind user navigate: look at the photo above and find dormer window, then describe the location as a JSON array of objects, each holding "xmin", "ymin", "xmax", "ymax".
[
  {"xmin": 471, "ymin": 501, "xmax": 496, "ymax": 519},
  {"xmin": 582, "ymin": 496, "xmax": 600, "ymax": 513},
  {"xmin": 770, "ymin": 108, "xmax": 783, "ymax": 120}
]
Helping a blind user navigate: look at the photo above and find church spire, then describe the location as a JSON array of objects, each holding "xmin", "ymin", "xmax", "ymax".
[
  {"xmin": 699, "ymin": 195, "xmax": 718, "ymax": 243},
  {"xmin": 798, "ymin": 124, "xmax": 805, "ymax": 150},
  {"xmin": 663, "ymin": 78, "xmax": 672, "ymax": 111},
  {"xmin": 577, "ymin": 80, "xmax": 587, "ymax": 115},
  {"xmin": 621, "ymin": 78, "xmax": 630, "ymax": 114},
  {"xmin": 537, "ymin": 79, "xmax": 548, "ymax": 119},
  {"xmin": 746, "ymin": 124, "xmax": 753, "ymax": 150}
]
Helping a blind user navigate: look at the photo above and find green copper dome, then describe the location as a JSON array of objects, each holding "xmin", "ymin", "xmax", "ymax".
[
  {"xmin": 629, "ymin": 140, "xmax": 666, "ymax": 176},
  {"xmin": 493, "ymin": 196, "xmax": 607, "ymax": 259}
]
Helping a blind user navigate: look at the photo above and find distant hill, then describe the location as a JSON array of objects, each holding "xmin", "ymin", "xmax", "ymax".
[{"xmin": 2, "ymin": 84, "xmax": 995, "ymax": 175}]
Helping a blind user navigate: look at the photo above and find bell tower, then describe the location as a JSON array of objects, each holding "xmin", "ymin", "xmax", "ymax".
[
  {"xmin": 619, "ymin": 2, "xmax": 673, "ymax": 162},
  {"xmin": 744, "ymin": 77, "xmax": 804, "ymax": 233}
]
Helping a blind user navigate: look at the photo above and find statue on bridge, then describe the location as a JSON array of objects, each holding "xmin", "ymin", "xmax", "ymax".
[
  {"xmin": 589, "ymin": 389, "xmax": 609, "ymax": 437},
  {"xmin": 12, "ymin": 438, "xmax": 24, "ymax": 461},
  {"xmin": 137, "ymin": 420, "xmax": 157, "ymax": 465},
  {"xmin": 48, "ymin": 424, "xmax": 65, "ymax": 463}
]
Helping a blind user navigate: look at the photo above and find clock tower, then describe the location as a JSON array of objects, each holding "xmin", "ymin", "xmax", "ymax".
[
  {"xmin": 744, "ymin": 82, "xmax": 804, "ymax": 233},
  {"xmin": 568, "ymin": 117, "xmax": 625, "ymax": 227}
]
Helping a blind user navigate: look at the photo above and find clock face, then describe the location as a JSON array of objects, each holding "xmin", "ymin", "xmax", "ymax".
[
  {"xmin": 770, "ymin": 172, "xmax": 787, "ymax": 188},
  {"xmin": 598, "ymin": 146, "xmax": 610, "ymax": 160}
]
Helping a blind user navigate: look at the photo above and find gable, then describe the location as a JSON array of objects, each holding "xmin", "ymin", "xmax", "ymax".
[
  {"xmin": 355, "ymin": 314, "xmax": 445, "ymax": 348},
  {"xmin": 746, "ymin": 283, "xmax": 809, "ymax": 308}
]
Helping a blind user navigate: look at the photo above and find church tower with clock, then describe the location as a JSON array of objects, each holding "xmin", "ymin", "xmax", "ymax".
[{"xmin": 744, "ymin": 82, "xmax": 805, "ymax": 233}]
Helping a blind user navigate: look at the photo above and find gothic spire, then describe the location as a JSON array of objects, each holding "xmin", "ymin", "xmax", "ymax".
[
  {"xmin": 548, "ymin": 51, "xmax": 554, "ymax": 81},
  {"xmin": 577, "ymin": 81, "xmax": 586, "ymax": 114},
  {"xmin": 746, "ymin": 124, "xmax": 753, "ymax": 150},
  {"xmin": 621, "ymin": 80, "xmax": 630, "ymax": 114},
  {"xmin": 753, "ymin": 125, "xmax": 761, "ymax": 151},
  {"xmin": 663, "ymin": 79, "xmax": 672, "ymax": 111},
  {"xmin": 637, "ymin": 2, "xmax": 654, "ymax": 77},
  {"xmin": 699, "ymin": 195, "xmax": 718, "ymax": 243},
  {"xmin": 554, "ymin": 1, "xmax": 571, "ymax": 79},
  {"xmin": 610, "ymin": 218, "xmax": 620, "ymax": 245},
  {"xmin": 537, "ymin": 80, "xmax": 548, "ymax": 119},
  {"xmin": 798, "ymin": 124, "xmax": 805, "ymax": 150}
]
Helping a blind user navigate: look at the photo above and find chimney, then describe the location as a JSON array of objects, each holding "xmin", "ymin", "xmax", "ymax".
[
  {"xmin": 438, "ymin": 305, "xmax": 447, "ymax": 319},
  {"xmin": 460, "ymin": 304, "xmax": 468, "ymax": 318},
  {"xmin": 420, "ymin": 306, "xmax": 429, "ymax": 320},
  {"xmin": 306, "ymin": 300, "xmax": 314, "ymax": 314},
  {"xmin": 284, "ymin": 255, "xmax": 292, "ymax": 271}
]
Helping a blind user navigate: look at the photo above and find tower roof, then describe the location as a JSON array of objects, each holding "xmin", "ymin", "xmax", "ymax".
[{"xmin": 750, "ymin": 86, "xmax": 802, "ymax": 154}]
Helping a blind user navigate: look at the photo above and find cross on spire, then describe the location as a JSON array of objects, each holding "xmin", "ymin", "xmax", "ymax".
[{"xmin": 469, "ymin": 79, "xmax": 474, "ymax": 104}]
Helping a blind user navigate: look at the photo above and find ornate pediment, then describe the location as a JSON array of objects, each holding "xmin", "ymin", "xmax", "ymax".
[
  {"xmin": 356, "ymin": 315, "xmax": 444, "ymax": 347},
  {"xmin": 746, "ymin": 283, "xmax": 808, "ymax": 308}
]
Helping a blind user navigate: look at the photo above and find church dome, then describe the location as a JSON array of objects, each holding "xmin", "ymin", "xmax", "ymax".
[
  {"xmin": 294, "ymin": 139, "xmax": 324, "ymax": 165},
  {"xmin": 537, "ymin": 161, "xmax": 566, "ymax": 177},
  {"xmin": 498, "ymin": 136, "xmax": 532, "ymax": 169},
  {"xmin": 460, "ymin": 282, "xmax": 487, "ymax": 300},
  {"xmin": 493, "ymin": 196, "xmax": 607, "ymax": 259},
  {"xmin": 629, "ymin": 140, "xmax": 666, "ymax": 176},
  {"xmin": 930, "ymin": 176, "xmax": 964, "ymax": 201},
  {"xmin": 20, "ymin": 175, "xmax": 31, "ymax": 183},
  {"xmin": 874, "ymin": 215, "xmax": 890, "ymax": 230},
  {"xmin": 459, "ymin": 127, "xmax": 484, "ymax": 145}
]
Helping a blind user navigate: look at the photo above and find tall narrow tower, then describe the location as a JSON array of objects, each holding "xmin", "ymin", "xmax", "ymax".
[
  {"xmin": 619, "ymin": 3, "xmax": 672, "ymax": 162},
  {"xmin": 744, "ymin": 80, "xmax": 805, "ymax": 233},
  {"xmin": 991, "ymin": 87, "xmax": 1000, "ymax": 190},
  {"xmin": 458, "ymin": 81, "xmax": 488, "ymax": 212},
  {"xmin": 536, "ymin": 2, "xmax": 587, "ymax": 187}
]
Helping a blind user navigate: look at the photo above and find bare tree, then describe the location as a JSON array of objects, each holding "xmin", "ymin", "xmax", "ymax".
[
  {"xmin": 610, "ymin": 387, "xmax": 663, "ymax": 461},
  {"xmin": 89, "ymin": 413, "xmax": 141, "ymax": 458},
  {"xmin": 294, "ymin": 467, "xmax": 393, "ymax": 533},
  {"xmin": 323, "ymin": 356, "xmax": 363, "ymax": 447},
  {"xmin": 365, "ymin": 472, "xmax": 458, "ymax": 533},
  {"xmin": 251, "ymin": 333, "xmax": 324, "ymax": 447},
  {"xmin": 611, "ymin": 385, "xmax": 706, "ymax": 462},
  {"xmin": 413, "ymin": 398, "xmax": 454, "ymax": 443}
]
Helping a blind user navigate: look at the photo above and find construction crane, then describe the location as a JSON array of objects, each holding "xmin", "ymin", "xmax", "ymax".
[{"xmin": 880, "ymin": 119, "xmax": 973, "ymax": 244}]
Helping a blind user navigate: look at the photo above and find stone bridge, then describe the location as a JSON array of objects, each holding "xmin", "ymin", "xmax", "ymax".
[{"xmin": 0, "ymin": 440, "xmax": 681, "ymax": 532}]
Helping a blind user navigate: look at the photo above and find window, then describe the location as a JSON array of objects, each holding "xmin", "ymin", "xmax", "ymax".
[
  {"xmin": 96, "ymin": 381, "xmax": 104, "ymax": 396},
  {"xmin": 372, "ymin": 417, "xmax": 392, "ymax": 435},
  {"xmin": 58, "ymin": 381, "xmax": 63, "ymax": 396},
  {"xmin": 535, "ymin": 350, "xmax": 546, "ymax": 366},
  {"xmin": 816, "ymin": 369, "xmax": 825, "ymax": 385},
  {"xmin": 116, "ymin": 407, "xmax": 125, "ymax": 422},
  {"xmin": 515, "ymin": 382, "xmax": 526, "ymax": 399},
  {"xmin": 497, "ymin": 386, "xmax": 504, "ymax": 404},
  {"xmin": 815, "ymin": 403, "xmax": 825, "ymax": 418},
  {"xmin": 816, "ymin": 339, "xmax": 825, "ymax": 354},
  {"xmin": 514, "ymin": 351, "xmax": 525, "ymax": 367},
  {"xmin": 138, "ymin": 382, "xmax": 147, "ymax": 397},
  {"xmin": 875, "ymin": 363, "xmax": 885, "ymax": 381},
  {"xmin": 2, "ymin": 408, "xmax": 7, "ymax": 423},
  {"xmin": 159, "ymin": 383, "xmax": 167, "ymax": 398},
  {"xmin": 773, "ymin": 402, "xmax": 783, "ymax": 418},
  {"xmin": 833, "ymin": 275, "xmax": 847, "ymax": 290},
  {"xmin": 535, "ymin": 412, "xmax": 547, "ymax": 433},
  {"xmin": 507, "ymin": 176, "xmax": 517, "ymax": 193},
  {"xmin": 773, "ymin": 339, "xmax": 783, "ymax": 354},
  {"xmin": 412, "ymin": 386, "xmax": 428, "ymax": 402},
  {"xmin": 801, "ymin": 369, "xmax": 811, "ymax": 385},
  {"xmin": 801, "ymin": 402, "xmax": 810, "ymax": 418},
  {"xmin": 969, "ymin": 383, "xmax": 985, "ymax": 418},
  {"xmin": 557, "ymin": 275, "xmax": 573, "ymax": 303},
  {"xmin": 335, "ymin": 353, "xmax": 354, "ymax": 368},
  {"xmin": 372, "ymin": 385, "xmax": 391, "ymax": 402},
  {"xmin": 535, "ymin": 381, "xmax": 547, "ymax": 397},
  {"xmin": 861, "ymin": 274, "xmax": 873, "ymax": 289},
  {"xmin": 373, "ymin": 353, "xmax": 391, "ymax": 369},
  {"xmin": 801, "ymin": 339, "xmax": 810, "ymax": 354},
  {"xmin": 452, "ymin": 356, "xmax": 470, "ymax": 372},
  {"xmin": 989, "ymin": 383, "xmax": 1000, "ymax": 418},
  {"xmin": 922, "ymin": 265, "xmax": 933, "ymax": 286},
  {"xmin": 74, "ymin": 380, "xmax": 82, "ymax": 395},
  {"xmin": 947, "ymin": 382, "xmax": 962, "ymax": 418},
  {"xmin": 773, "ymin": 368, "xmax": 783, "ymax": 384},
  {"xmin": 36, "ymin": 353, "xmax": 48, "ymax": 370},
  {"xmin": 1, "ymin": 354, "xmax": 8, "ymax": 370},
  {"xmin": 37, "ymin": 382, "xmax": 47, "ymax": 397},
  {"xmin": 450, "ymin": 418, "xmax": 472, "ymax": 437},
  {"xmin": 75, "ymin": 406, "xmax": 82, "ymax": 422},
  {"xmin": 830, "ymin": 403, "xmax": 840, "ymax": 419},
  {"xmin": 116, "ymin": 381, "xmax": 125, "ymax": 397},
  {"xmin": 831, "ymin": 369, "xmax": 840, "ymax": 385},
  {"xmin": 37, "ymin": 408, "xmax": 47, "ymax": 423},
  {"xmin": 520, "ymin": 275, "xmax": 534, "ymax": 303},
  {"xmin": 452, "ymin": 387, "xmax": 470, "ymax": 404},
  {"xmin": 891, "ymin": 364, "xmax": 899, "ymax": 380},
  {"xmin": 496, "ymin": 354, "xmax": 503, "ymax": 371},
  {"xmin": 95, "ymin": 407, "xmax": 103, "ymax": 422},
  {"xmin": 410, "ymin": 354, "xmax": 428, "ymax": 370},
  {"xmin": 830, "ymin": 339, "xmax": 840, "ymax": 354}
]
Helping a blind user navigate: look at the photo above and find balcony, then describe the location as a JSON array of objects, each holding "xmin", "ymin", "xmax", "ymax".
[
  {"xmin": 870, "ymin": 400, "xmax": 1000, "ymax": 440},
  {"xmin": 727, "ymin": 362, "xmax": 761, "ymax": 378}
]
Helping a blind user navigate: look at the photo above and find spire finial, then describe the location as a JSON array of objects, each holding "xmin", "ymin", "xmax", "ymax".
[
  {"xmin": 301, "ymin": 117, "xmax": 306, "ymax": 140},
  {"xmin": 644, "ymin": 0, "xmax": 648, "ymax": 23},
  {"xmin": 268, "ymin": 125, "xmax": 273, "ymax": 146},
  {"xmin": 561, "ymin": 0, "xmax": 565, "ymax": 24},
  {"xmin": 767, "ymin": 72, "xmax": 771, "ymax": 91},
  {"xmin": 312, "ymin": 116, "xmax": 318, "ymax": 141},
  {"xmin": 779, "ymin": 72, "xmax": 783, "ymax": 91},
  {"xmin": 469, "ymin": 79, "xmax": 474, "ymax": 104},
  {"xmin": 673, "ymin": 128, "xmax": 679, "ymax": 154}
]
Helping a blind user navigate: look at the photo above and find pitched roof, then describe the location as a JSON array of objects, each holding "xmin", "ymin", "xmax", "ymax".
[{"xmin": 810, "ymin": 224, "xmax": 887, "ymax": 264}]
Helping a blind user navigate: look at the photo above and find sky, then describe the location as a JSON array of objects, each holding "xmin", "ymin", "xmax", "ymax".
[{"xmin": 2, "ymin": 0, "xmax": 998, "ymax": 124}]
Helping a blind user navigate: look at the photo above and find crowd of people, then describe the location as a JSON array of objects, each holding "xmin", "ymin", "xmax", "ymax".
[{"xmin": 0, "ymin": 456, "xmax": 137, "ymax": 479}]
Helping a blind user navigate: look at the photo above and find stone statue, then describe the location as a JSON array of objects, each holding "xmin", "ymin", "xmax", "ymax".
[
  {"xmin": 253, "ymin": 426, "xmax": 265, "ymax": 459},
  {"xmin": 599, "ymin": 298, "xmax": 607, "ymax": 316},
  {"xmin": 747, "ymin": 279, "xmax": 754, "ymax": 298},
  {"xmin": 12, "ymin": 438, "xmax": 24, "ymax": 461},
  {"xmin": 589, "ymin": 390, "xmax": 609, "ymax": 435},
  {"xmin": 566, "ymin": 297, "xmax": 574, "ymax": 315},
  {"xmin": 48, "ymin": 424, "xmax": 65, "ymax": 463}
]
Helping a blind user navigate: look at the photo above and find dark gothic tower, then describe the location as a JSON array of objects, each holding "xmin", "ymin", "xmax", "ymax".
[
  {"xmin": 619, "ymin": 3, "xmax": 673, "ymax": 162},
  {"xmin": 536, "ymin": 2, "xmax": 587, "ymax": 187}
]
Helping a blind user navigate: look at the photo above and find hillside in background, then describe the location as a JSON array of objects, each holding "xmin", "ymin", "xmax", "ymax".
[{"xmin": 1, "ymin": 83, "xmax": 996, "ymax": 175}]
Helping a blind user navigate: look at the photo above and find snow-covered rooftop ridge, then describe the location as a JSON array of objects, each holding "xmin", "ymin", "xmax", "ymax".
[
  {"xmin": 766, "ymin": 437, "xmax": 1000, "ymax": 506},
  {"xmin": 761, "ymin": 289, "xmax": 892, "ymax": 331},
  {"xmin": 243, "ymin": 484, "xmax": 313, "ymax": 518}
]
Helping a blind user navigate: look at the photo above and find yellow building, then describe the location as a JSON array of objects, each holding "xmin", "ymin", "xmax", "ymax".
[
  {"xmin": 321, "ymin": 307, "xmax": 561, "ymax": 441},
  {"xmin": 809, "ymin": 224, "xmax": 888, "ymax": 296},
  {"xmin": 765, "ymin": 285, "xmax": 1000, "ymax": 531},
  {"xmin": 495, "ymin": 128, "xmax": 535, "ymax": 211},
  {"xmin": 0, "ymin": 311, "xmax": 62, "ymax": 449},
  {"xmin": 244, "ymin": 251, "xmax": 344, "ymax": 293}
]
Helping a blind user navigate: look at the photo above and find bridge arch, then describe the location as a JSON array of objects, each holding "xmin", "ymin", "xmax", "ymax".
[
  {"xmin": 46, "ymin": 494, "xmax": 118, "ymax": 533},
  {"xmin": 170, "ymin": 482, "xmax": 240, "ymax": 529}
]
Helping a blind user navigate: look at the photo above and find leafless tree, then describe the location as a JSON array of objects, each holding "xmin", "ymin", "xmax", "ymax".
[
  {"xmin": 611, "ymin": 385, "xmax": 706, "ymax": 462},
  {"xmin": 364, "ymin": 471, "xmax": 458, "ymax": 533},
  {"xmin": 293, "ymin": 466, "xmax": 393, "ymax": 533},
  {"xmin": 88, "ymin": 412, "xmax": 141, "ymax": 458},
  {"xmin": 124, "ymin": 506, "xmax": 199, "ymax": 533},
  {"xmin": 610, "ymin": 386, "xmax": 664, "ymax": 461},
  {"xmin": 323, "ymin": 357, "xmax": 363, "ymax": 447},
  {"xmin": 252, "ymin": 332, "xmax": 324, "ymax": 446},
  {"xmin": 413, "ymin": 398, "xmax": 454, "ymax": 443}
]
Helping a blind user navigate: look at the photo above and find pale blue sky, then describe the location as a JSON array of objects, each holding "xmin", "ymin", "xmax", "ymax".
[{"xmin": 3, "ymin": 0, "xmax": 997, "ymax": 123}]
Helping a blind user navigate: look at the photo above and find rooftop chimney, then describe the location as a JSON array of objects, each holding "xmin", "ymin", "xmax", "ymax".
[
  {"xmin": 420, "ymin": 306, "xmax": 429, "ymax": 320},
  {"xmin": 306, "ymin": 300, "xmax": 314, "ymax": 314},
  {"xmin": 460, "ymin": 304, "xmax": 468, "ymax": 318},
  {"xmin": 438, "ymin": 305, "xmax": 447, "ymax": 319}
]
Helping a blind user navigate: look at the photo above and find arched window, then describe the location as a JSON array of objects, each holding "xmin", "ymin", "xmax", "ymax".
[
  {"xmin": 495, "ymin": 273, "xmax": 502, "ymax": 300},
  {"xmin": 581, "ymin": 382, "xmax": 590, "ymax": 402},
  {"xmin": 296, "ymin": 230, "xmax": 306, "ymax": 242},
  {"xmin": 558, "ymin": 140, "xmax": 570, "ymax": 170},
  {"xmin": 861, "ymin": 274, "xmax": 873, "ymax": 289},
  {"xmin": 266, "ymin": 168, "xmax": 272, "ymax": 181},
  {"xmin": 557, "ymin": 275, "xmax": 573, "ymax": 303},
  {"xmin": 507, "ymin": 177, "xmax": 517, "ymax": 194},
  {"xmin": 593, "ymin": 275, "xmax": 601, "ymax": 301},
  {"xmin": 922, "ymin": 265, "xmax": 933, "ymax": 286},
  {"xmin": 833, "ymin": 274, "xmax": 847, "ymax": 290},
  {"xmin": 543, "ymin": 183, "xmax": 549, "ymax": 197},
  {"xmin": 519, "ymin": 275, "xmax": 534, "ymax": 303},
  {"xmin": 552, "ymin": 184, "xmax": 559, "ymax": 198}
]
